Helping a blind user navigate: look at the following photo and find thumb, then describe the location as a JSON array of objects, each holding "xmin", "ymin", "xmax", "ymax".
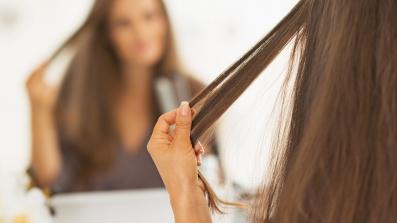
[{"xmin": 173, "ymin": 101, "xmax": 192, "ymax": 147}]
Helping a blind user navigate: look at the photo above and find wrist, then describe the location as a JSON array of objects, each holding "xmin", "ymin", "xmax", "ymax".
[
  {"xmin": 169, "ymin": 185, "xmax": 212, "ymax": 223},
  {"xmin": 31, "ymin": 105, "xmax": 55, "ymax": 124},
  {"xmin": 169, "ymin": 184, "xmax": 206, "ymax": 208},
  {"xmin": 31, "ymin": 103, "xmax": 54, "ymax": 115}
]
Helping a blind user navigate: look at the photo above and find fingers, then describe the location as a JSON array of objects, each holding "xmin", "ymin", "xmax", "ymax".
[
  {"xmin": 26, "ymin": 62, "xmax": 49, "ymax": 91},
  {"xmin": 148, "ymin": 109, "xmax": 177, "ymax": 152},
  {"xmin": 194, "ymin": 141, "xmax": 205, "ymax": 166},
  {"xmin": 150, "ymin": 102, "xmax": 194, "ymax": 153},
  {"xmin": 29, "ymin": 62, "xmax": 48, "ymax": 82},
  {"xmin": 35, "ymin": 61, "xmax": 49, "ymax": 78},
  {"xmin": 173, "ymin": 101, "xmax": 192, "ymax": 147},
  {"xmin": 152, "ymin": 109, "xmax": 177, "ymax": 134},
  {"xmin": 168, "ymin": 108, "xmax": 195, "ymax": 139}
]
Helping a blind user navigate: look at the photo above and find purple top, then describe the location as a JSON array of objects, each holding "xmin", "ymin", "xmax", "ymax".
[
  {"xmin": 48, "ymin": 74, "xmax": 199, "ymax": 193},
  {"xmin": 52, "ymin": 128, "xmax": 164, "ymax": 193}
]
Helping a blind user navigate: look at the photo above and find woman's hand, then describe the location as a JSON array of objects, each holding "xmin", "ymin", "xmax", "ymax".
[
  {"xmin": 27, "ymin": 62, "xmax": 62, "ymax": 186},
  {"xmin": 147, "ymin": 101, "xmax": 203, "ymax": 196},
  {"xmin": 26, "ymin": 62, "xmax": 58, "ymax": 111},
  {"xmin": 147, "ymin": 101, "xmax": 212, "ymax": 223}
]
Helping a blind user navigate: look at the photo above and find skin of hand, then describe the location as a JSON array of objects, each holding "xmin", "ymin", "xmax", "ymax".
[
  {"xmin": 147, "ymin": 101, "xmax": 212, "ymax": 223},
  {"xmin": 26, "ymin": 62, "xmax": 59, "ymax": 111},
  {"xmin": 26, "ymin": 62, "xmax": 62, "ymax": 186}
]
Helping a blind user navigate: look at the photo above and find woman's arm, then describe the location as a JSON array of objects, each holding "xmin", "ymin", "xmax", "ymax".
[
  {"xmin": 169, "ymin": 184, "xmax": 212, "ymax": 223},
  {"xmin": 27, "ymin": 63, "xmax": 62, "ymax": 186},
  {"xmin": 147, "ymin": 102, "xmax": 212, "ymax": 223}
]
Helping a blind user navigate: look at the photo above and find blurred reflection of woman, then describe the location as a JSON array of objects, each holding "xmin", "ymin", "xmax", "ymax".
[{"xmin": 26, "ymin": 0, "xmax": 220, "ymax": 193}]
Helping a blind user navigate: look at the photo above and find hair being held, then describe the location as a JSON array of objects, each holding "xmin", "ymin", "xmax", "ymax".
[{"xmin": 189, "ymin": 0, "xmax": 397, "ymax": 222}]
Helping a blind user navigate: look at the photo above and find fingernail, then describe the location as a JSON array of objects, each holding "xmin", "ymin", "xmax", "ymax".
[
  {"xmin": 197, "ymin": 155, "xmax": 202, "ymax": 166},
  {"xmin": 194, "ymin": 145, "xmax": 201, "ymax": 153},
  {"xmin": 179, "ymin": 101, "xmax": 190, "ymax": 116}
]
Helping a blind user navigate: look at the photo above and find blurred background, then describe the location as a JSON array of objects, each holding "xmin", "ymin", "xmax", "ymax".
[{"xmin": 0, "ymin": 0, "xmax": 297, "ymax": 222}]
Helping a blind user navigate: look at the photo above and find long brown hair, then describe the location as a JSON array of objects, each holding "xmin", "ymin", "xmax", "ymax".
[
  {"xmin": 51, "ymin": 0, "xmax": 181, "ymax": 187},
  {"xmin": 190, "ymin": 0, "xmax": 397, "ymax": 221}
]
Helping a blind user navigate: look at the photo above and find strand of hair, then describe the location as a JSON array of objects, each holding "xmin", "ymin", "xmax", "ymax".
[{"xmin": 190, "ymin": 1, "xmax": 306, "ymax": 143}]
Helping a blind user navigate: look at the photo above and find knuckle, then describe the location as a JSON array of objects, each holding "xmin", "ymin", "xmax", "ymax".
[
  {"xmin": 176, "ymin": 119, "xmax": 191, "ymax": 129},
  {"xmin": 147, "ymin": 139, "xmax": 157, "ymax": 151},
  {"xmin": 147, "ymin": 135, "xmax": 171, "ymax": 152},
  {"xmin": 158, "ymin": 113, "xmax": 167, "ymax": 122},
  {"xmin": 172, "ymin": 140, "xmax": 192, "ymax": 150},
  {"xmin": 146, "ymin": 142, "xmax": 153, "ymax": 152}
]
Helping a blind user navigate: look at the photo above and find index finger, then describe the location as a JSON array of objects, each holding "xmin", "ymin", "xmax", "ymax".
[{"xmin": 153, "ymin": 109, "xmax": 178, "ymax": 134}]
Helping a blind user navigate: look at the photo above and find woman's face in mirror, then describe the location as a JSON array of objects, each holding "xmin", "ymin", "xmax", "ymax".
[{"xmin": 108, "ymin": 0, "xmax": 168, "ymax": 68}]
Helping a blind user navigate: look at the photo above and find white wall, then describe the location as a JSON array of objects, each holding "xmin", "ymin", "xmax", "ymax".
[{"xmin": 0, "ymin": 0, "xmax": 298, "ymax": 188}]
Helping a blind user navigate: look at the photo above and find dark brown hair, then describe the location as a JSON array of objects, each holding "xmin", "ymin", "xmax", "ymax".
[
  {"xmin": 50, "ymin": 0, "xmax": 183, "ymax": 187},
  {"xmin": 190, "ymin": 0, "xmax": 397, "ymax": 222}
]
